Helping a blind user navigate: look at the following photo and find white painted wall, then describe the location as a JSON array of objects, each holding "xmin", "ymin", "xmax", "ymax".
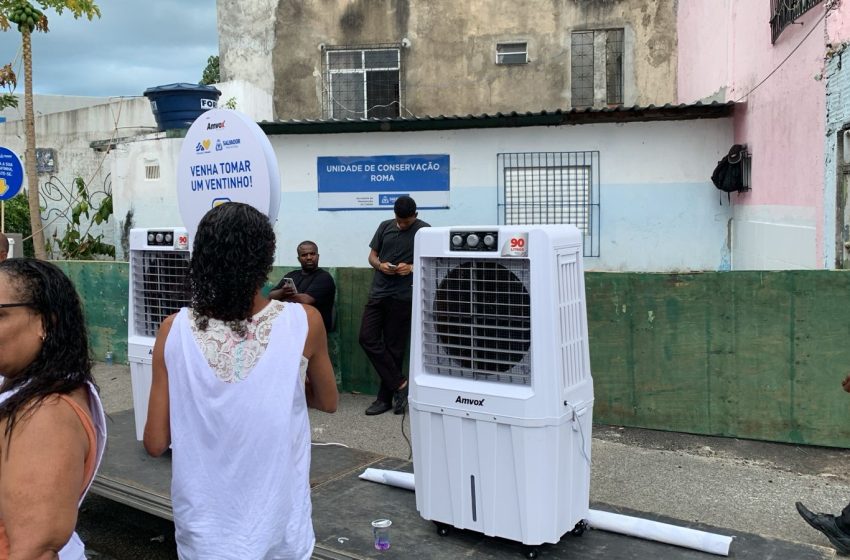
[
  {"xmin": 0, "ymin": 97, "xmax": 157, "ymax": 257},
  {"xmin": 113, "ymin": 117, "xmax": 737, "ymax": 272},
  {"xmin": 214, "ymin": 80, "xmax": 274, "ymax": 122},
  {"xmin": 0, "ymin": 93, "xmax": 115, "ymax": 122}
]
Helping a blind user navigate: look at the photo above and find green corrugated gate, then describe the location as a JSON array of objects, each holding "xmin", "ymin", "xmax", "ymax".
[{"xmin": 55, "ymin": 262, "xmax": 850, "ymax": 448}]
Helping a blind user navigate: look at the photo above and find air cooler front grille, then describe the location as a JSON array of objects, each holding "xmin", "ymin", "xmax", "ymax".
[
  {"xmin": 422, "ymin": 257, "xmax": 531, "ymax": 384},
  {"xmin": 132, "ymin": 250, "xmax": 191, "ymax": 337}
]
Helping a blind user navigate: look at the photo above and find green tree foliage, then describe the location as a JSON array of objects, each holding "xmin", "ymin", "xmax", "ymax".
[
  {"xmin": 2, "ymin": 191, "xmax": 34, "ymax": 257},
  {"xmin": 0, "ymin": 0, "xmax": 101, "ymax": 259},
  {"xmin": 50, "ymin": 176, "xmax": 114, "ymax": 260},
  {"xmin": 200, "ymin": 55, "xmax": 219, "ymax": 85}
]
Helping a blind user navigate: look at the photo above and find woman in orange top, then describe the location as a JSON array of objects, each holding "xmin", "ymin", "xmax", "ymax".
[{"xmin": 0, "ymin": 259, "xmax": 106, "ymax": 560}]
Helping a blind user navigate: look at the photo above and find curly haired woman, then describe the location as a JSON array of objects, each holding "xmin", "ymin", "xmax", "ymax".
[
  {"xmin": 0, "ymin": 258, "xmax": 107, "ymax": 559},
  {"xmin": 144, "ymin": 202, "xmax": 338, "ymax": 559}
]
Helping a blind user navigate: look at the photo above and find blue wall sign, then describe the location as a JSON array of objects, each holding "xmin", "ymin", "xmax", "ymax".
[
  {"xmin": 0, "ymin": 146, "xmax": 24, "ymax": 201},
  {"xmin": 317, "ymin": 154, "xmax": 449, "ymax": 210}
]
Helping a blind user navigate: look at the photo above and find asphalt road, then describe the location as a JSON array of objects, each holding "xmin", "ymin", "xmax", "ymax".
[
  {"xmin": 78, "ymin": 494, "xmax": 177, "ymax": 559},
  {"xmin": 78, "ymin": 365, "xmax": 850, "ymax": 557}
]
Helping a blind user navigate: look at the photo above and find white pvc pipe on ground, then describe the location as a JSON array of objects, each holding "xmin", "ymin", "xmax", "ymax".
[
  {"xmin": 358, "ymin": 468, "xmax": 733, "ymax": 557},
  {"xmin": 587, "ymin": 509, "xmax": 732, "ymax": 556}
]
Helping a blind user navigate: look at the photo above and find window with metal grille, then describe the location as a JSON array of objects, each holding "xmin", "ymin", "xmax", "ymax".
[
  {"xmin": 571, "ymin": 29, "xmax": 624, "ymax": 107},
  {"xmin": 770, "ymin": 0, "xmax": 822, "ymax": 44},
  {"xmin": 496, "ymin": 42, "xmax": 528, "ymax": 65},
  {"xmin": 131, "ymin": 250, "xmax": 190, "ymax": 337},
  {"xmin": 322, "ymin": 45, "xmax": 401, "ymax": 119},
  {"xmin": 497, "ymin": 152, "xmax": 600, "ymax": 257},
  {"xmin": 144, "ymin": 159, "xmax": 160, "ymax": 180},
  {"xmin": 421, "ymin": 257, "xmax": 532, "ymax": 385}
]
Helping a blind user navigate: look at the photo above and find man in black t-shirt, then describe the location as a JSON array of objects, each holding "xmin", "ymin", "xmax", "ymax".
[
  {"xmin": 270, "ymin": 240, "xmax": 336, "ymax": 332},
  {"xmin": 359, "ymin": 196, "xmax": 429, "ymax": 416}
]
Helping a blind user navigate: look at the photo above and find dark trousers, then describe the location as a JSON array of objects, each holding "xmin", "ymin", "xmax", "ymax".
[
  {"xmin": 359, "ymin": 297, "xmax": 412, "ymax": 404},
  {"xmin": 840, "ymin": 503, "xmax": 850, "ymax": 533}
]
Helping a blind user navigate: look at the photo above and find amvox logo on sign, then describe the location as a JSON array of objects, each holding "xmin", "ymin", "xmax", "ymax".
[{"xmin": 455, "ymin": 395, "xmax": 485, "ymax": 406}]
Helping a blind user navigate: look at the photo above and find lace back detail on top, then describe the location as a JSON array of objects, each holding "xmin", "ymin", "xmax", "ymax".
[{"xmin": 189, "ymin": 300, "xmax": 286, "ymax": 383}]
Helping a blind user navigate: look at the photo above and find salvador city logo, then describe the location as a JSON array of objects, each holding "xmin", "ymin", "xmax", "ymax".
[
  {"xmin": 195, "ymin": 139, "xmax": 212, "ymax": 154},
  {"xmin": 455, "ymin": 395, "xmax": 486, "ymax": 406}
]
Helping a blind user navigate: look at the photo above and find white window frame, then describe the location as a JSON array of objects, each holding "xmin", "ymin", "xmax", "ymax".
[
  {"xmin": 496, "ymin": 42, "xmax": 528, "ymax": 65},
  {"xmin": 325, "ymin": 47, "xmax": 401, "ymax": 119}
]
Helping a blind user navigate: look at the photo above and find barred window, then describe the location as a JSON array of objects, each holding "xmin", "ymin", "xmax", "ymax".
[
  {"xmin": 498, "ymin": 152, "xmax": 600, "ymax": 257},
  {"xmin": 322, "ymin": 45, "xmax": 401, "ymax": 119},
  {"xmin": 770, "ymin": 0, "xmax": 822, "ymax": 44},
  {"xmin": 571, "ymin": 29, "xmax": 624, "ymax": 108}
]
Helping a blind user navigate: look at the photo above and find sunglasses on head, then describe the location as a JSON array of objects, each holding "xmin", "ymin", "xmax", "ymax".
[{"xmin": 0, "ymin": 302, "xmax": 34, "ymax": 309}]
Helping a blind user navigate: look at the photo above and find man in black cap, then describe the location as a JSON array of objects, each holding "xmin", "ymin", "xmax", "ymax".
[{"xmin": 359, "ymin": 195, "xmax": 429, "ymax": 416}]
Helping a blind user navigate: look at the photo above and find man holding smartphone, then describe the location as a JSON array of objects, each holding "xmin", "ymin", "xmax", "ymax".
[
  {"xmin": 270, "ymin": 240, "xmax": 336, "ymax": 332},
  {"xmin": 359, "ymin": 196, "xmax": 430, "ymax": 416}
]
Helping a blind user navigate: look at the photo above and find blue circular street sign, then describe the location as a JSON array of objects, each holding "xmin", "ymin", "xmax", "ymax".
[{"xmin": 0, "ymin": 146, "xmax": 23, "ymax": 201}]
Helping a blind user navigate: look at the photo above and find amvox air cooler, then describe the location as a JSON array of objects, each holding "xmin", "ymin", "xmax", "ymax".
[
  {"xmin": 128, "ymin": 228, "xmax": 191, "ymax": 440},
  {"xmin": 409, "ymin": 225, "xmax": 594, "ymax": 551}
]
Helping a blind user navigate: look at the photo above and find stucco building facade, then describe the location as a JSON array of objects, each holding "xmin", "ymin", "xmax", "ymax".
[{"xmin": 219, "ymin": 0, "xmax": 679, "ymax": 119}]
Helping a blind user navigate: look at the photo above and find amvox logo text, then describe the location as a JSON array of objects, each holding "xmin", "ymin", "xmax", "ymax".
[{"xmin": 455, "ymin": 396, "xmax": 485, "ymax": 406}]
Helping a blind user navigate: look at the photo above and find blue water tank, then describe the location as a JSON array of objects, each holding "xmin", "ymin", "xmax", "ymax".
[{"xmin": 143, "ymin": 83, "xmax": 221, "ymax": 131}]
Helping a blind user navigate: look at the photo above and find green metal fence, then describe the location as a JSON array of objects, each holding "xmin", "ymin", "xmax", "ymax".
[{"xmin": 55, "ymin": 262, "xmax": 850, "ymax": 448}]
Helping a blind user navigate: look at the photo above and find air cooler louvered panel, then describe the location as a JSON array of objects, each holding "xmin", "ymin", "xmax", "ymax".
[
  {"xmin": 422, "ymin": 257, "xmax": 531, "ymax": 385},
  {"xmin": 131, "ymin": 250, "xmax": 191, "ymax": 337},
  {"xmin": 558, "ymin": 253, "xmax": 588, "ymax": 388}
]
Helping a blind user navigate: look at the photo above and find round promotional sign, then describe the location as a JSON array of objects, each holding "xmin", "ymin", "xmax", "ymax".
[
  {"xmin": 176, "ymin": 108, "xmax": 281, "ymax": 239},
  {"xmin": 0, "ymin": 146, "xmax": 24, "ymax": 201}
]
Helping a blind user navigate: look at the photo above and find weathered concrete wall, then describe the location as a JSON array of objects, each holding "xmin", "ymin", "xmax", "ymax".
[
  {"xmin": 0, "ymin": 98, "xmax": 157, "ymax": 257},
  {"xmin": 217, "ymin": 0, "xmax": 278, "ymax": 117},
  {"xmin": 64, "ymin": 261, "xmax": 850, "ymax": 448},
  {"xmin": 256, "ymin": 0, "xmax": 678, "ymax": 119}
]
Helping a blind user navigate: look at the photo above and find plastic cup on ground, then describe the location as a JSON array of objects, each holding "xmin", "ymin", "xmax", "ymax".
[{"xmin": 371, "ymin": 519, "xmax": 392, "ymax": 550}]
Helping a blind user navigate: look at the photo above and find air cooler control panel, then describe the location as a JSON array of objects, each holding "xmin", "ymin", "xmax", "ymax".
[
  {"xmin": 146, "ymin": 230, "xmax": 189, "ymax": 249},
  {"xmin": 449, "ymin": 230, "xmax": 499, "ymax": 252}
]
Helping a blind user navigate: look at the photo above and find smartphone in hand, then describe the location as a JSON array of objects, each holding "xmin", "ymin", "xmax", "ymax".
[
  {"xmin": 387, "ymin": 263, "xmax": 398, "ymax": 270},
  {"xmin": 283, "ymin": 277, "xmax": 298, "ymax": 293}
]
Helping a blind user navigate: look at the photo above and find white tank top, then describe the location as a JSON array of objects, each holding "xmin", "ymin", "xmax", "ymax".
[{"xmin": 166, "ymin": 302, "xmax": 314, "ymax": 560}]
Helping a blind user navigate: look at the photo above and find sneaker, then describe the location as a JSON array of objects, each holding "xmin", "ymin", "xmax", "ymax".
[
  {"xmin": 365, "ymin": 399, "xmax": 392, "ymax": 416},
  {"xmin": 796, "ymin": 502, "xmax": 850, "ymax": 554},
  {"xmin": 393, "ymin": 384, "xmax": 408, "ymax": 415}
]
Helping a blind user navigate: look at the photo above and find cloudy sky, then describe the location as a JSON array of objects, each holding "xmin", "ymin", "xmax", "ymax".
[{"xmin": 0, "ymin": 0, "xmax": 218, "ymax": 98}]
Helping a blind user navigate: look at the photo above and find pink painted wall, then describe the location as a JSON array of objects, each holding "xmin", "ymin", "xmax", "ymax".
[
  {"xmin": 827, "ymin": 2, "xmax": 850, "ymax": 41},
  {"xmin": 678, "ymin": 1, "xmax": 829, "ymax": 258}
]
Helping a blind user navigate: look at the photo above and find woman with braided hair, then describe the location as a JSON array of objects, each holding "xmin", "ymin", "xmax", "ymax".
[
  {"xmin": 0, "ymin": 258, "xmax": 107, "ymax": 559},
  {"xmin": 144, "ymin": 202, "xmax": 338, "ymax": 559}
]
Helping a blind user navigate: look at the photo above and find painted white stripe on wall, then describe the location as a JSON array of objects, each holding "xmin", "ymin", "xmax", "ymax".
[{"xmin": 732, "ymin": 204, "xmax": 817, "ymax": 270}]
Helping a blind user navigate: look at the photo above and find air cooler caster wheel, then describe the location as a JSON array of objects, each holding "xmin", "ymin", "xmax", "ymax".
[
  {"xmin": 522, "ymin": 545, "xmax": 539, "ymax": 559},
  {"xmin": 433, "ymin": 521, "xmax": 451, "ymax": 536},
  {"xmin": 570, "ymin": 519, "xmax": 588, "ymax": 536}
]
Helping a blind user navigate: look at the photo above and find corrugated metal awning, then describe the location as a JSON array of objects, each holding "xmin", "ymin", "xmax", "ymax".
[{"xmin": 258, "ymin": 101, "xmax": 736, "ymax": 135}]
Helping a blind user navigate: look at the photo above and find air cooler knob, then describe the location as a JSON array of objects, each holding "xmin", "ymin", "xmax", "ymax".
[
  {"xmin": 483, "ymin": 234, "xmax": 495, "ymax": 247},
  {"xmin": 165, "ymin": 233, "xmax": 173, "ymax": 243},
  {"xmin": 466, "ymin": 234, "xmax": 480, "ymax": 247},
  {"xmin": 452, "ymin": 235, "xmax": 463, "ymax": 247},
  {"xmin": 155, "ymin": 233, "xmax": 164, "ymax": 243},
  {"xmin": 147, "ymin": 233, "xmax": 155, "ymax": 243}
]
